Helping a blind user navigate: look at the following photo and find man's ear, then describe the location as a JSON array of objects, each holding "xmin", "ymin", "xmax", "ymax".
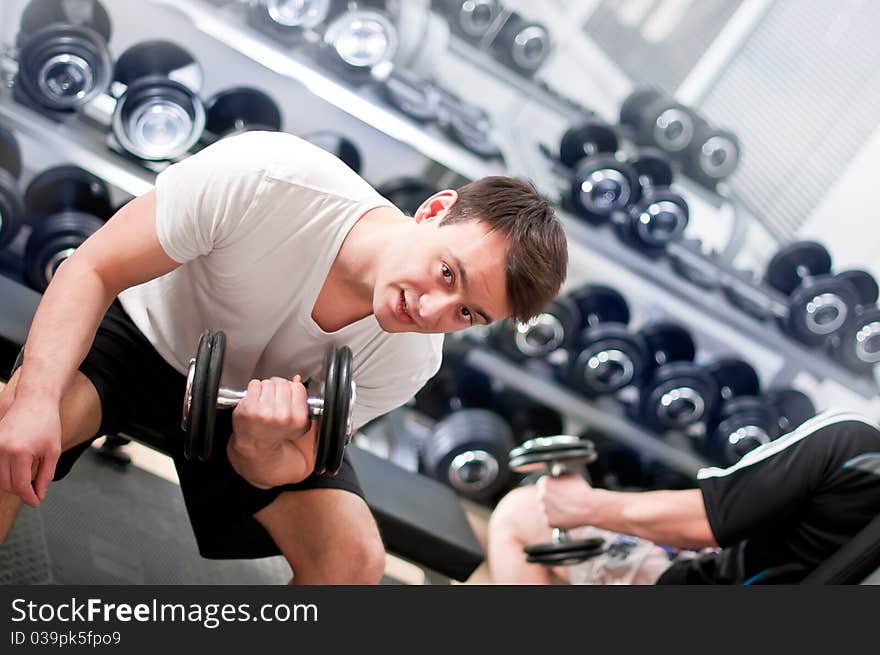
[{"xmin": 413, "ymin": 190, "xmax": 458, "ymax": 223}]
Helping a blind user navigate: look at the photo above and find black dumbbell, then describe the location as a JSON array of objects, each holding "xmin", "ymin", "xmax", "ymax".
[
  {"xmin": 564, "ymin": 285, "xmax": 649, "ymax": 397},
  {"xmin": 247, "ymin": 0, "xmax": 334, "ymax": 45},
  {"xmin": 764, "ymin": 241, "xmax": 859, "ymax": 347},
  {"xmin": 302, "ymin": 131, "xmax": 363, "ymax": 173},
  {"xmin": 584, "ymin": 432, "xmax": 648, "ymax": 491},
  {"xmin": 612, "ymin": 148, "xmax": 689, "ymax": 254},
  {"xmin": 111, "ymin": 40, "xmax": 206, "ymax": 162},
  {"xmin": 436, "ymin": 90, "xmax": 504, "ymax": 160},
  {"xmin": 557, "ymin": 121, "xmax": 639, "ymax": 223},
  {"xmin": 319, "ymin": 6, "xmax": 398, "ymax": 83},
  {"xmin": 14, "ymin": 0, "xmax": 112, "ymax": 114},
  {"xmin": 682, "ymin": 116, "xmax": 741, "ymax": 189},
  {"xmin": 491, "ymin": 388, "xmax": 565, "ymax": 445},
  {"xmin": 377, "ymin": 176, "xmax": 441, "ymax": 216},
  {"xmin": 829, "ymin": 270, "xmax": 880, "ymax": 375},
  {"xmin": 634, "ymin": 322, "xmax": 718, "ymax": 433},
  {"xmin": 490, "ymin": 11, "xmax": 552, "ymax": 78},
  {"xmin": 442, "ymin": 0, "xmax": 502, "ymax": 44},
  {"xmin": 703, "ymin": 358, "xmax": 771, "ymax": 465},
  {"xmin": 203, "ymin": 86, "xmax": 282, "ymax": 141},
  {"xmin": 412, "ymin": 350, "xmax": 495, "ymax": 420},
  {"xmin": 0, "ymin": 127, "xmax": 25, "ymax": 251},
  {"xmin": 381, "ymin": 69, "xmax": 441, "ymax": 124},
  {"xmin": 509, "ymin": 435, "xmax": 607, "ymax": 566},
  {"xmin": 489, "ymin": 296, "xmax": 581, "ymax": 362},
  {"xmin": 618, "ymin": 86, "xmax": 698, "ymax": 157},
  {"xmin": 181, "ymin": 329, "xmax": 355, "ymax": 474},
  {"xmin": 766, "ymin": 387, "xmax": 816, "ymax": 434},
  {"xmin": 22, "ymin": 165, "xmax": 112, "ymax": 292},
  {"xmin": 421, "ymin": 408, "xmax": 515, "ymax": 504}
]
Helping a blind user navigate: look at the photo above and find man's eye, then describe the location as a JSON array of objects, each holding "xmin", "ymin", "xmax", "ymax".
[
  {"xmin": 461, "ymin": 307, "xmax": 473, "ymax": 323},
  {"xmin": 442, "ymin": 264, "xmax": 453, "ymax": 281}
]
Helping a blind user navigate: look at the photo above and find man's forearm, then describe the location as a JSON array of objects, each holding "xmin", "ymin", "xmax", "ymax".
[
  {"xmin": 585, "ymin": 488, "xmax": 717, "ymax": 549},
  {"xmin": 16, "ymin": 260, "xmax": 116, "ymax": 404}
]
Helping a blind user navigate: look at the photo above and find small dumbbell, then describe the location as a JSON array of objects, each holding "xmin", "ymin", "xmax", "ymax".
[
  {"xmin": 489, "ymin": 295, "xmax": 581, "ymax": 362},
  {"xmin": 612, "ymin": 147, "xmax": 689, "ymax": 255},
  {"xmin": 490, "ymin": 11, "xmax": 553, "ymax": 78},
  {"xmin": 764, "ymin": 241, "xmax": 860, "ymax": 347},
  {"xmin": 829, "ymin": 270, "xmax": 880, "ymax": 376},
  {"xmin": 319, "ymin": 6, "xmax": 398, "ymax": 84},
  {"xmin": 111, "ymin": 40, "xmax": 206, "ymax": 162},
  {"xmin": 421, "ymin": 408, "xmax": 515, "ymax": 505},
  {"xmin": 381, "ymin": 69, "xmax": 441, "ymax": 124},
  {"xmin": 436, "ymin": 89, "xmax": 503, "ymax": 160},
  {"xmin": 203, "ymin": 86, "xmax": 282, "ymax": 141},
  {"xmin": 509, "ymin": 435, "xmax": 606, "ymax": 566},
  {"xmin": 564, "ymin": 285, "xmax": 649, "ymax": 397},
  {"xmin": 634, "ymin": 322, "xmax": 718, "ymax": 433},
  {"xmin": 22, "ymin": 165, "xmax": 113, "ymax": 292},
  {"xmin": 618, "ymin": 86, "xmax": 698, "ymax": 157},
  {"xmin": 442, "ymin": 0, "xmax": 502, "ymax": 44},
  {"xmin": 682, "ymin": 116, "xmax": 741, "ymax": 189},
  {"xmin": 557, "ymin": 121, "xmax": 639, "ymax": 224},
  {"xmin": 181, "ymin": 329, "xmax": 356, "ymax": 475},
  {"xmin": 0, "ymin": 127, "xmax": 25, "ymax": 251},
  {"xmin": 14, "ymin": 0, "xmax": 112, "ymax": 114}
]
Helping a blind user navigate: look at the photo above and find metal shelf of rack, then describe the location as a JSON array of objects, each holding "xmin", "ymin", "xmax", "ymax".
[
  {"xmin": 461, "ymin": 345, "xmax": 710, "ymax": 477},
  {"xmin": 150, "ymin": 0, "xmax": 505, "ymax": 183}
]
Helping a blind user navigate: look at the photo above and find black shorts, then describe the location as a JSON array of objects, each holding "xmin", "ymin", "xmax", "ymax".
[{"xmin": 12, "ymin": 301, "xmax": 365, "ymax": 559}]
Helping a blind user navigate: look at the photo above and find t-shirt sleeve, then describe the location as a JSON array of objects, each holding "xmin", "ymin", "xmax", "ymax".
[
  {"xmin": 153, "ymin": 133, "xmax": 270, "ymax": 263},
  {"xmin": 351, "ymin": 336, "xmax": 444, "ymax": 430}
]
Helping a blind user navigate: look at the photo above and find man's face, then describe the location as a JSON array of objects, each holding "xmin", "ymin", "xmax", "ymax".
[{"xmin": 374, "ymin": 193, "xmax": 511, "ymax": 334}]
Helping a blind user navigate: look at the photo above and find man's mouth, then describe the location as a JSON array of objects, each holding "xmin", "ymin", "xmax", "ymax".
[{"xmin": 397, "ymin": 290, "xmax": 415, "ymax": 324}]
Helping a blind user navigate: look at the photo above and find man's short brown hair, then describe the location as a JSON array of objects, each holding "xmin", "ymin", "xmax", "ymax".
[{"xmin": 440, "ymin": 176, "xmax": 567, "ymax": 323}]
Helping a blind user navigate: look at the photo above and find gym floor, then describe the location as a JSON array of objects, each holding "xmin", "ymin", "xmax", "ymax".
[{"xmin": 0, "ymin": 381, "xmax": 495, "ymax": 586}]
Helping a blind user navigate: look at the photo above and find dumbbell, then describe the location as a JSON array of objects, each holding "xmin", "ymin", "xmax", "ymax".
[
  {"xmin": 420, "ymin": 408, "xmax": 516, "ymax": 504},
  {"xmin": 247, "ymin": 0, "xmax": 333, "ymax": 45},
  {"xmin": 436, "ymin": 90, "xmax": 504, "ymax": 160},
  {"xmin": 14, "ymin": 0, "xmax": 112, "ymax": 114},
  {"xmin": 181, "ymin": 329, "xmax": 355, "ymax": 474},
  {"xmin": 668, "ymin": 238, "xmax": 723, "ymax": 290},
  {"xmin": 634, "ymin": 322, "xmax": 718, "ymax": 433},
  {"xmin": 442, "ymin": 0, "xmax": 502, "ymax": 44},
  {"xmin": 111, "ymin": 40, "xmax": 206, "ymax": 162},
  {"xmin": 766, "ymin": 387, "xmax": 816, "ymax": 434},
  {"xmin": 22, "ymin": 165, "xmax": 112, "ymax": 292},
  {"xmin": 702, "ymin": 358, "xmax": 770, "ymax": 465},
  {"xmin": 612, "ymin": 148, "xmax": 689, "ymax": 255},
  {"xmin": 584, "ymin": 431, "xmax": 648, "ymax": 491},
  {"xmin": 618, "ymin": 86, "xmax": 698, "ymax": 158},
  {"xmin": 377, "ymin": 176, "xmax": 441, "ymax": 216},
  {"xmin": 411, "ymin": 350, "xmax": 495, "ymax": 421},
  {"xmin": 490, "ymin": 11, "xmax": 553, "ymax": 78},
  {"xmin": 830, "ymin": 270, "xmax": 880, "ymax": 375},
  {"xmin": 564, "ymin": 285, "xmax": 649, "ymax": 397},
  {"xmin": 491, "ymin": 388, "xmax": 565, "ymax": 445},
  {"xmin": 0, "ymin": 127, "xmax": 25, "ymax": 251},
  {"xmin": 381, "ymin": 69, "xmax": 441, "ymax": 124},
  {"xmin": 763, "ymin": 241, "xmax": 859, "ymax": 347},
  {"xmin": 302, "ymin": 131, "xmax": 363, "ymax": 173},
  {"xmin": 489, "ymin": 295, "xmax": 581, "ymax": 362},
  {"xmin": 203, "ymin": 87, "xmax": 282, "ymax": 141},
  {"xmin": 319, "ymin": 6, "xmax": 398, "ymax": 83},
  {"xmin": 681, "ymin": 117, "xmax": 741, "ymax": 189},
  {"xmin": 509, "ymin": 435, "xmax": 606, "ymax": 566},
  {"xmin": 557, "ymin": 121, "xmax": 639, "ymax": 223}
]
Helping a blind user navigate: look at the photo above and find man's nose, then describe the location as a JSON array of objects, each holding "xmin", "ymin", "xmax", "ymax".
[{"xmin": 418, "ymin": 291, "xmax": 456, "ymax": 324}]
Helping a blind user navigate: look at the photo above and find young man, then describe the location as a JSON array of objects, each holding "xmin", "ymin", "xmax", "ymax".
[
  {"xmin": 489, "ymin": 411, "xmax": 880, "ymax": 584},
  {"xmin": 0, "ymin": 131, "xmax": 568, "ymax": 584}
]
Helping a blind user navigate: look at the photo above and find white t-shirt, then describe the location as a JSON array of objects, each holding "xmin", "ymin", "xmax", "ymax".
[{"xmin": 118, "ymin": 131, "xmax": 444, "ymax": 429}]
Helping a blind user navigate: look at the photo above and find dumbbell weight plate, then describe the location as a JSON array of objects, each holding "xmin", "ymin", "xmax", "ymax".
[
  {"xmin": 618, "ymin": 188, "xmax": 689, "ymax": 251},
  {"xmin": 618, "ymin": 87, "xmax": 664, "ymax": 132},
  {"xmin": 784, "ymin": 276, "xmax": 859, "ymax": 345},
  {"xmin": 632, "ymin": 147, "xmax": 675, "ymax": 188},
  {"xmin": 835, "ymin": 270, "xmax": 879, "ymax": 307},
  {"xmin": 710, "ymin": 401, "xmax": 777, "ymax": 465},
  {"xmin": 0, "ymin": 126, "xmax": 23, "ymax": 179},
  {"xmin": 706, "ymin": 357, "xmax": 761, "ymax": 402},
  {"xmin": 18, "ymin": 0, "xmax": 112, "ymax": 43},
  {"xmin": 686, "ymin": 118, "xmax": 740, "ymax": 184},
  {"xmin": 568, "ymin": 327, "xmax": 648, "ymax": 396},
  {"xmin": 638, "ymin": 362, "xmax": 718, "ymax": 432},
  {"xmin": 23, "ymin": 165, "xmax": 112, "ymax": 223},
  {"xmin": 23, "ymin": 212, "xmax": 105, "ymax": 292},
  {"xmin": 636, "ymin": 95, "xmax": 697, "ymax": 155},
  {"xmin": 833, "ymin": 306, "xmax": 880, "ymax": 374},
  {"xmin": 764, "ymin": 241, "xmax": 833, "ymax": 296},
  {"xmin": 570, "ymin": 155, "xmax": 638, "ymax": 223},
  {"xmin": 421, "ymin": 409, "xmax": 515, "ymax": 503},
  {"xmin": 523, "ymin": 538, "xmax": 606, "ymax": 566},
  {"xmin": 491, "ymin": 13, "xmax": 552, "ymax": 77},
  {"xmin": 16, "ymin": 24, "xmax": 112, "ymax": 111},
  {"xmin": 183, "ymin": 329, "xmax": 213, "ymax": 461},
  {"xmin": 248, "ymin": 0, "xmax": 332, "ymax": 45},
  {"xmin": 321, "ymin": 8, "xmax": 398, "ymax": 82},
  {"xmin": 569, "ymin": 284, "xmax": 630, "ymax": 327},
  {"xmin": 114, "ymin": 40, "xmax": 203, "ymax": 93},
  {"xmin": 377, "ymin": 176, "xmax": 440, "ymax": 216},
  {"xmin": 204, "ymin": 87, "xmax": 283, "ymax": 138},
  {"xmin": 559, "ymin": 122, "xmax": 619, "ymax": 168},
  {"xmin": 640, "ymin": 322, "xmax": 696, "ymax": 367},
  {"xmin": 491, "ymin": 296, "xmax": 580, "ymax": 361},
  {"xmin": 508, "ymin": 435, "xmax": 597, "ymax": 472},
  {"xmin": 767, "ymin": 387, "xmax": 816, "ymax": 433},
  {"xmin": 381, "ymin": 70, "xmax": 439, "ymax": 123}
]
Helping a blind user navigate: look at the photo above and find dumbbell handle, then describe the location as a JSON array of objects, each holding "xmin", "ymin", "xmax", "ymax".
[
  {"xmin": 215, "ymin": 387, "xmax": 325, "ymax": 417},
  {"xmin": 546, "ymin": 460, "xmax": 577, "ymax": 544}
]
